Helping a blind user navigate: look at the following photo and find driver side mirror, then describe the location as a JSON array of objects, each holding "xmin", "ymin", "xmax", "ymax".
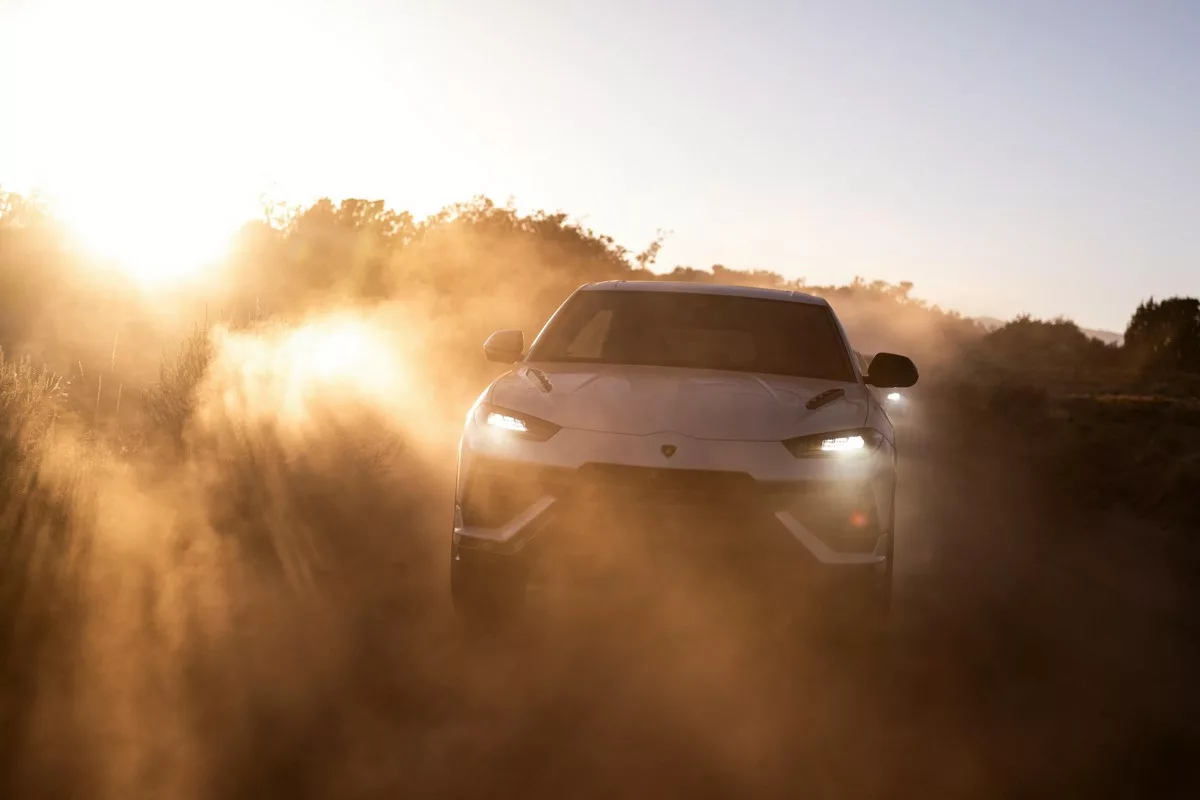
[
  {"xmin": 483, "ymin": 329, "xmax": 524, "ymax": 363},
  {"xmin": 866, "ymin": 352, "xmax": 918, "ymax": 388}
]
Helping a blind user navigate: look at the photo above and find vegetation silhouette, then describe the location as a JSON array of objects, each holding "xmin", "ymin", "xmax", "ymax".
[{"xmin": 1125, "ymin": 297, "xmax": 1200, "ymax": 373}]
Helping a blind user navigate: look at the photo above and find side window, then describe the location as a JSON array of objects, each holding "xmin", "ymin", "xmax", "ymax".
[{"xmin": 564, "ymin": 309, "xmax": 613, "ymax": 359}]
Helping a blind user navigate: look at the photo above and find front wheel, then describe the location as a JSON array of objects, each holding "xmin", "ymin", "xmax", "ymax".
[
  {"xmin": 816, "ymin": 568, "xmax": 891, "ymax": 650},
  {"xmin": 450, "ymin": 546, "xmax": 528, "ymax": 631},
  {"xmin": 811, "ymin": 528, "xmax": 894, "ymax": 660}
]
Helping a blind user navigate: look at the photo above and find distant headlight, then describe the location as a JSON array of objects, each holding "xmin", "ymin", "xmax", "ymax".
[
  {"xmin": 886, "ymin": 392, "xmax": 902, "ymax": 402},
  {"xmin": 472, "ymin": 403, "xmax": 562, "ymax": 442},
  {"xmin": 782, "ymin": 428, "xmax": 884, "ymax": 458}
]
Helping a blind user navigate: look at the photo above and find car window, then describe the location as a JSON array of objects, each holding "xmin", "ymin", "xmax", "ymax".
[
  {"xmin": 528, "ymin": 290, "xmax": 856, "ymax": 382},
  {"xmin": 563, "ymin": 309, "xmax": 613, "ymax": 359}
]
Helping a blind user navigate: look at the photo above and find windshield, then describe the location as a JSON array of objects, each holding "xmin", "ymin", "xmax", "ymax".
[{"xmin": 526, "ymin": 289, "xmax": 856, "ymax": 382}]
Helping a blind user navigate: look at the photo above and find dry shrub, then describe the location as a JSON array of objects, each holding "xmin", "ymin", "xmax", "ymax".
[
  {"xmin": 0, "ymin": 350, "xmax": 101, "ymax": 795},
  {"xmin": 0, "ymin": 350, "xmax": 66, "ymax": 479},
  {"xmin": 985, "ymin": 381, "xmax": 1050, "ymax": 420},
  {"xmin": 141, "ymin": 326, "xmax": 213, "ymax": 448}
]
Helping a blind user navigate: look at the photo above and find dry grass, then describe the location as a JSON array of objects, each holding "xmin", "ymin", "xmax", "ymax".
[
  {"xmin": 2, "ymin": 314, "xmax": 442, "ymax": 798},
  {"xmin": 927, "ymin": 365, "xmax": 1200, "ymax": 542},
  {"xmin": 0, "ymin": 350, "xmax": 66, "ymax": 471},
  {"xmin": 141, "ymin": 325, "xmax": 213, "ymax": 448},
  {"xmin": 0, "ymin": 350, "xmax": 100, "ymax": 794}
]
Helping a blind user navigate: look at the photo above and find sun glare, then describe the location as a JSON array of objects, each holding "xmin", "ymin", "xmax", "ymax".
[
  {"xmin": 0, "ymin": 0, "xmax": 277, "ymax": 289},
  {"xmin": 50, "ymin": 185, "xmax": 246, "ymax": 287},
  {"xmin": 286, "ymin": 320, "xmax": 399, "ymax": 393},
  {"xmin": 209, "ymin": 316, "xmax": 409, "ymax": 427},
  {"xmin": 2, "ymin": 0, "xmax": 461, "ymax": 291}
]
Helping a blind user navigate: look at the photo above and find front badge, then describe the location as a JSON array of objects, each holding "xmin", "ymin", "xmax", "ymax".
[{"xmin": 660, "ymin": 444, "xmax": 677, "ymax": 459}]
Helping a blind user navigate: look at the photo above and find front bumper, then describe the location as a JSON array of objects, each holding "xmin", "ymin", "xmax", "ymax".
[{"xmin": 452, "ymin": 457, "xmax": 892, "ymax": 569}]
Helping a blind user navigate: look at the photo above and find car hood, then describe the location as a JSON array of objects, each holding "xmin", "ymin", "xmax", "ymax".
[{"xmin": 488, "ymin": 363, "xmax": 870, "ymax": 441}]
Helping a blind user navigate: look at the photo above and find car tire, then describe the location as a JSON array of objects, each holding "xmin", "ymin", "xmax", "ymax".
[
  {"xmin": 450, "ymin": 546, "xmax": 527, "ymax": 632},
  {"xmin": 854, "ymin": 541, "xmax": 895, "ymax": 669},
  {"xmin": 814, "ymin": 533, "xmax": 894, "ymax": 662}
]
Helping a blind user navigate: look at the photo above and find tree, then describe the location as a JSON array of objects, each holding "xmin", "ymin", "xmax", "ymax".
[
  {"xmin": 978, "ymin": 314, "xmax": 1123, "ymax": 371},
  {"xmin": 1124, "ymin": 297, "xmax": 1200, "ymax": 373},
  {"xmin": 0, "ymin": 190, "xmax": 51, "ymax": 229}
]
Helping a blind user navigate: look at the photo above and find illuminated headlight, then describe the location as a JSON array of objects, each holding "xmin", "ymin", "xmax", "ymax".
[
  {"xmin": 472, "ymin": 403, "xmax": 562, "ymax": 442},
  {"xmin": 820, "ymin": 435, "xmax": 867, "ymax": 453},
  {"xmin": 782, "ymin": 428, "xmax": 884, "ymax": 458},
  {"xmin": 886, "ymin": 392, "xmax": 902, "ymax": 402},
  {"xmin": 486, "ymin": 411, "xmax": 528, "ymax": 432}
]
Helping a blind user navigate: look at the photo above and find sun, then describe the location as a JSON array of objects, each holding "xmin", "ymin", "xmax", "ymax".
[
  {"xmin": 3, "ymin": 0, "xmax": 470, "ymax": 294},
  {"xmin": 46, "ymin": 180, "xmax": 251, "ymax": 288},
  {"xmin": 0, "ymin": 0, "xmax": 267, "ymax": 289},
  {"xmin": 2, "ymin": 0, "xmax": 461, "ymax": 291}
]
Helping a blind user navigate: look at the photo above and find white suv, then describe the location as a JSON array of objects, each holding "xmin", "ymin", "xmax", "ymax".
[{"xmin": 450, "ymin": 281, "xmax": 918, "ymax": 633}]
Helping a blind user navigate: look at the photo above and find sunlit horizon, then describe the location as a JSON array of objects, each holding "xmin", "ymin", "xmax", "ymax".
[
  {"xmin": 0, "ymin": 0, "xmax": 463, "ymax": 288},
  {"xmin": 2, "ymin": 0, "xmax": 1196, "ymax": 329}
]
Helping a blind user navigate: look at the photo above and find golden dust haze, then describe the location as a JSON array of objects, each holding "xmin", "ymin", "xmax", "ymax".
[{"xmin": 206, "ymin": 315, "xmax": 411, "ymax": 427}]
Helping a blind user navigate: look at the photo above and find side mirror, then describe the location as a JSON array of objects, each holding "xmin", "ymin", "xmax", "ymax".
[
  {"xmin": 483, "ymin": 329, "xmax": 524, "ymax": 363},
  {"xmin": 866, "ymin": 352, "xmax": 918, "ymax": 388}
]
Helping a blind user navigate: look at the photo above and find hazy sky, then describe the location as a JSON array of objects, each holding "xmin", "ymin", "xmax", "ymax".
[{"xmin": 2, "ymin": 0, "xmax": 1197, "ymax": 330}]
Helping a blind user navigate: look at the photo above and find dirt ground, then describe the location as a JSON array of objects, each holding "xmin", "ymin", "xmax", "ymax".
[{"xmin": 7, "ymin": 404, "xmax": 1199, "ymax": 800}]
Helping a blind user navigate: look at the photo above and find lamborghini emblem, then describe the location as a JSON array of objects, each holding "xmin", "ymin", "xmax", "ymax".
[{"xmin": 660, "ymin": 444, "xmax": 677, "ymax": 459}]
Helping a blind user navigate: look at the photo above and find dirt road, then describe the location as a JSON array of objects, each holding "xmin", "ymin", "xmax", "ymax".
[
  {"xmin": 8, "ymin": 405, "xmax": 1198, "ymax": 799},
  {"xmin": 188, "ymin": 406, "xmax": 1192, "ymax": 799}
]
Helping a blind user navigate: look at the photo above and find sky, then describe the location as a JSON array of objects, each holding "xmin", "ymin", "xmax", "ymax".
[{"xmin": 1, "ymin": 0, "xmax": 1197, "ymax": 331}]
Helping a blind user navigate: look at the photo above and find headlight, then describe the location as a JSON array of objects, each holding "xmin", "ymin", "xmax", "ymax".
[
  {"xmin": 782, "ymin": 428, "xmax": 884, "ymax": 458},
  {"xmin": 472, "ymin": 403, "xmax": 562, "ymax": 442},
  {"xmin": 886, "ymin": 392, "xmax": 902, "ymax": 402}
]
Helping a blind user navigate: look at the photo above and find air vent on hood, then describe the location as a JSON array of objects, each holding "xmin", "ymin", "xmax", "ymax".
[{"xmin": 805, "ymin": 388, "xmax": 845, "ymax": 410}]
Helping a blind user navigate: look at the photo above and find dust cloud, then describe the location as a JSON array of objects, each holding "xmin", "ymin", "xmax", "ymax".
[{"xmin": 2, "ymin": 289, "xmax": 1196, "ymax": 800}]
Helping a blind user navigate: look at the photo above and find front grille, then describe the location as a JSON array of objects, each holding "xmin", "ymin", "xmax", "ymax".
[
  {"xmin": 463, "ymin": 458, "xmax": 880, "ymax": 553},
  {"xmin": 567, "ymin": 463, "xmax": 763, "ymax": 506},
  {"xmin": 462, "ymin": 459, "xmax": 769, "ymax": 527}
]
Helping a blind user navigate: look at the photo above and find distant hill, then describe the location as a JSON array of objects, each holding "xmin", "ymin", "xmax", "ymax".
[{"xmin": 975, "ymin": 316, "xmax": 1124, "ymax": 347}]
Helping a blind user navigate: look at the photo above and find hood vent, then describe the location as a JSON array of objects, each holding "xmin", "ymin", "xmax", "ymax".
[
  {"xmin": 805, "ymin": 388, "xmax": 845, "ymax": 410},
  {"xmin": 523, "ymin": 367, "xmax": 553, "ymax": 394}
]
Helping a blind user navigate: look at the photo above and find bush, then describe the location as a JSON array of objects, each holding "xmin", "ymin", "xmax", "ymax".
[
  {"xmin": 141, "ymin": 326, "xmax": 213, "ymax": 448},
  {"xmin": 0, "ymin": 349, "xmax": 66, "ymax": 494},
  {"xmin": 985, "ymin": 381, "xmax": 1050, "ymax": 419},
  {"xmin": 1125, "ymin": 297, "xmax": 1200, "ymax": 373}
]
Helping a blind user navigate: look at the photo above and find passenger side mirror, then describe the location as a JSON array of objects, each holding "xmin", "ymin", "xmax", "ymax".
[
  {"xmin": 866, "ymin": 352, "xmax": 918, "ymax": 388},
  {"xmin": 483, "ymin": 329, "xmax": 524, "ymax": 363}
]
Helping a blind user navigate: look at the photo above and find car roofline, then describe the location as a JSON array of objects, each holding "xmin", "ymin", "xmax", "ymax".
[{"xmin": 579, "ymin": 280, "xmax": 829, "ymax": 306}]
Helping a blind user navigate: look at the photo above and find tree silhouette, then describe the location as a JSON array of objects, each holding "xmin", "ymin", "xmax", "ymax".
[
  {"xmin": 974, "ymin": 314, "xmax": 1125, "ymax": 372},
  {"xmin": 2, "ymin": 188, "xmax": 1194, "ymax": 392},
  {"xmin": 1125, "ymin": 297, "xmax": 1200, "ymax": 373}
]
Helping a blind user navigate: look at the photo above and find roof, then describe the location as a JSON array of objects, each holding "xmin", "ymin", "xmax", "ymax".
[{"xmin": 581, "ymin": 280, "xmax": 829, "ymax": 306}]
